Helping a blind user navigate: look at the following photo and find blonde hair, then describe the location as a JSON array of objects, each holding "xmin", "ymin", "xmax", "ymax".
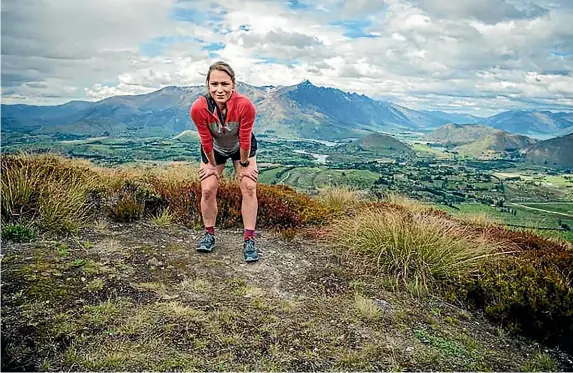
[{"xmin": 206, "ymin": 61, "xmax": 236, "ymax": 88}]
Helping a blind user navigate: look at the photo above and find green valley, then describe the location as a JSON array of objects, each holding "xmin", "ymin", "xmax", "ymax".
[{"xmin": 3, "ymin": 131, "xmax": 572, "ymax": 241}]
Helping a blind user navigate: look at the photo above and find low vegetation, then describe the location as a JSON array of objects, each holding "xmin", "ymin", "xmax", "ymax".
[
  {"xmin": 1, "ymin": 153, "xmax": 332, "ymax": 235},
  {"xmin": 328, "ymin": 202, "xmax": 502, "ymax": 296},
  {"xmin": 2, "ymin": 153, "xmax": 572, "ymax": 370}
]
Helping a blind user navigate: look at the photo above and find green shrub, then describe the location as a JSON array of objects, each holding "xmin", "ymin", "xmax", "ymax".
[
  {"xmin": 105, "ymin": 180, "xmax": 166, "ymax": 223},
  {"xmin": 1, "ymin": 223, "xmax": 37, "ymax": 243},
  {"xmin": 451, "ymin": 227, "xmax": 573, "ymax": 354}
]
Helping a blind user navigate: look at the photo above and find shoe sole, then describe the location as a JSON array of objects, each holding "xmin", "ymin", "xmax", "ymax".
[
  {"xmin": 196, "ymin": 244, "xmax": 215, "ymax": 253},
  {"xmin": 244, "ymin": 255, "xmax": 259, "ymax": 262}
]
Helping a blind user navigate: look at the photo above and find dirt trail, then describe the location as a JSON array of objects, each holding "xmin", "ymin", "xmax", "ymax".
[{"xmin": 507, "ymin": 202, "xmax": 573, "ymax": 218}]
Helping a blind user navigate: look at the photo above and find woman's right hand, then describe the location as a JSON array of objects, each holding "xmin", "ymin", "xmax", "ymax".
[{"xmin": 199, "ymin": 164, "xmax": 220, "ymax": 181}]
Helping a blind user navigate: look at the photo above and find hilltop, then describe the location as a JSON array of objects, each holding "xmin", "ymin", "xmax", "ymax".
[
  {"xmin": 5, "ymin": 220, "xmax": 569, "ymax": 372},
  {"xmin": 454, "ymin": 132, "xmax": 537, "ymax": 158},
  {"xmin": 524, "ymin": 133, "xmax": 573, "ymax": 168},
  {"xmin": 172, "ymin": 129, "xmax": 200, "ymax": 143},
  {"xmin": 422, "ymin": 123, "xmax": 501, "ymax": 146},
  {"xmin": 335, "ymin": 132, "xmax": 415, "ymax": 160},
  {"xmin": 1, "ymin": 153, "xmax": 572, "ymax": 371}
]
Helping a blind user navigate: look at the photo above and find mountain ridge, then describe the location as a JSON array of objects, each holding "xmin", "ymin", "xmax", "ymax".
[{"xmin": 2, "ymin": 81, "xmax": 572, "ymax": 141}]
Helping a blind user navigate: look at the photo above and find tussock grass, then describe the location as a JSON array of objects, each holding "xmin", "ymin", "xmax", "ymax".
[
  {"xmin": 150, "ymin": 208, "xmax": 173, "ymax": 227},
  {"xmin": 93, "ymin": 218, "xmax": 109, "ymax": 232},
  {"xmin": 522, "ymin": 352, "xmax": 558, "ymax": 372},
  {"xmin": 1, "ymin": 153, "xmax": 100, "ymax": 232},
  {"xmin": 330, "ymin": 206, "xmax": 501, "ymax": 295},
  {"xmin": 456, "ymin": 212, "xmax": 502, "ymax": 227},
  {"xmin": 317, "ymin": 185, "xmax": 359, "ymax": 212},
  {"xmin": 385, "ymin": 193, "xmax": 433, "ymax": 214},
  {"xmin": 2, "ymin": 153, "xmax": 333, "ymax": 233}
]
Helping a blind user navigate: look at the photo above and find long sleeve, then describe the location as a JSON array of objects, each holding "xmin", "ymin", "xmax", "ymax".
[
  {"xmin": 238, "ymin": 98, "xmax": 256, "ymax": 151},
  {"xmin": 190, "ymin": 98, "xmax": 213, "ymax": 153}
]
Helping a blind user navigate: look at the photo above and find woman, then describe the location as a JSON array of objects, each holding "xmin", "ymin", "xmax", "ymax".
[{"xmin": 189, "ymin": 61, "xmax": 260, "ymax": 262}]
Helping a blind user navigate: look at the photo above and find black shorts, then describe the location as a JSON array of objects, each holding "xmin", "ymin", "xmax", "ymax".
[{"xmin": 200, "ymin": 134, "xmax": 258, "ymax": 165}]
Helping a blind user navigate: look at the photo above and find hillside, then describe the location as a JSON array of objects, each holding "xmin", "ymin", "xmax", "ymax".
[
  {"xmin": 485, "ymin": 110, "xmax": 573, "ymax": 137},
  {"xmin": 1, "ymin": 153, "xmax": 572, "ymax": 371},
  {"xmin": 172, "ymin": 129, "xmax": 200, "ymax": 143},
  {"xmin": 422, "ymin": 123, "xmax": 500, "ymax": 145},
  {"xmin": 524, "ymin": 133, "xmax": 573, "ymax": 168},
  {"xmin": 3, "ymin": 222, "xmax": 567, "ymax": 372},
  {"xmin": 337, "ymin": 132, "xmax": 415, "ymax": 159},
  {"xmin": 454, "ymin": 131, "xmax": 537, "ymax": 158}
]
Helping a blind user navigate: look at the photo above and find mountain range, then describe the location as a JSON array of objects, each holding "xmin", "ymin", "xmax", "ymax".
[
  {"xmin": 424, "ymin": 122, "xmax": 573, "ymax": 167},
  {"xmin": 2, "ymin": 80, "xmax": 572, "ymax": 141}
]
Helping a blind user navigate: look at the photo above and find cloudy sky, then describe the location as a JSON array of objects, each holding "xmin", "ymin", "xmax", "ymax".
[{"xmin": 2, "ymin": 0, "xmax": 573, "ymax": 115}]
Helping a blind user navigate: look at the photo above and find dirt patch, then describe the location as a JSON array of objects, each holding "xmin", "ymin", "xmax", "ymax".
[{"xmin": 2, "ymin": 221, "xmax": 572, "ymax": 371}]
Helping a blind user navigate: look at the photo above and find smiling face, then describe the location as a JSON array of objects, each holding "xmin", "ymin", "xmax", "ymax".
[{"xmin": 208, "ymin": 69, "xmax": 235, "ymax": 107}]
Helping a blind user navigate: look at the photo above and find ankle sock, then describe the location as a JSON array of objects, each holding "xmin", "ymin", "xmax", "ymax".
[
  {"xmin": 205, "ymin": 226, "xmax": 215, "ymax": 235},
  {"xmin": 244, "ymin": 229, "xmax": 255, "ymax": 241}
]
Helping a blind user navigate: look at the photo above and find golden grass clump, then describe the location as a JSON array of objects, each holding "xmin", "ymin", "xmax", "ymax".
[
  {"xmin": 354, "ymin": 293, "xmax": 382, "ymax": 321},
  {"xmin": 1, "ymin": 153, "xmax": 101, "ymax": 232},
  {"xmin": 329, "ymin": 206, "xmax": 500, "ymax": 296},
  {"xmin": 385, "ymin": 193, "xmax": 434, "ymax": 214},
  {"xmin": 317, "ymin": 185, "xmax": 360, "ymax": 212},
  {"xmin": 150, "ymin": 208, "xmax": 173, "ymax": 227},
  {"xmin": 455, "ymin": 212, "xmax": 502, "ymax": 227}
]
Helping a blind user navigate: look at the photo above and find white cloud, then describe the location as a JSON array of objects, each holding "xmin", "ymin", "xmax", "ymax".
[{"xmin": 1, "ymin": 0, "xmax": 572, "ymax": 115}]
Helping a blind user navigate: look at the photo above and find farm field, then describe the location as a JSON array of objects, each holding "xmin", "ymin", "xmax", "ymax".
[
  {"xmin": 258, "ymin": 166, "xmax": 380, "ymax": 192},
  {"xmin": 436, "ymin": 202, "xmax": 573, "ymax": 242}
]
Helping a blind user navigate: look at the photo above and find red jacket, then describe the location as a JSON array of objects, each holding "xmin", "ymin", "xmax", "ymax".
[{"xmin": 189, "ymin": 91, "xmax": 256, "ymax": 155}]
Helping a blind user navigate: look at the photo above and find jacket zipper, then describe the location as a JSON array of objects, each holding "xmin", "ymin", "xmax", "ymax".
[{"xmin": 206, "ymin": 98, "xmax": 228, "ymax": 134}]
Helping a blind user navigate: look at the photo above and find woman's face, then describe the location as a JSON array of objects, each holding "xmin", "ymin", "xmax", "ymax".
[{"xmin": 208, "ymin": 70, "xmax": 234, "ymax": 106}]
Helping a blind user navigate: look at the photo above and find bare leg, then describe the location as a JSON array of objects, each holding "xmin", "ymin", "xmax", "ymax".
[
  {"xmin": 199, "ymin": 162, "xmax": 225, "ymax": 227},
  {"xmin": 234, "ymin": 157, "xmax": 258, "ymax": 230}
]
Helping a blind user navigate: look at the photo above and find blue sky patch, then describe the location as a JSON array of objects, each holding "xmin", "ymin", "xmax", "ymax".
[
  {"xmin": 550, "ymin": 50, "xmax": 573, "ymax": 57},
  {"xmin": 330, "ymin": 19, "xmax": 380, "ymax": 39},
  {"xmin": 202, "ymin": 42, "xmax": 226, "ymax": 51},
  {"xmin": 170, "ymin": 6, "xmax": 226, "ymax": 26},
  {"xmin": 288, "ymin": 0, "xmax": 312, "ymax": 10}
]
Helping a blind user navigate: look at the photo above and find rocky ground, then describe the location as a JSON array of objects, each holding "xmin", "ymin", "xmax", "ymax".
[{"xmin": 2, "ymin": 221, "xmax": 572, "ymax": 371}]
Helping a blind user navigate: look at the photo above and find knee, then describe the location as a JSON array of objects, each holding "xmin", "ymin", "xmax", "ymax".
[
  {"xmin": 201, "ymin": 182, "xmax": 218, "ymax": 200},
  {"xmin": 240, "ymin": 179, "xmax": 257, "ymax": 197}
]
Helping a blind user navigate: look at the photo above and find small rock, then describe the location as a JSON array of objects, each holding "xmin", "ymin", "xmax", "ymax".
[
  {"xmin": 406, "ymin": 346, "xmax": 414, "ymax": 353},
  {"xmin": 375, "ymin": 298, "xmax": 393, "ymax": 312}
]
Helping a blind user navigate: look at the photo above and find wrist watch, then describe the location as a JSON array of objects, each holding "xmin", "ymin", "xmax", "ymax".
[{"xmin": 239, "ymin": 159, "xmax": 250, "ymax": 167}]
